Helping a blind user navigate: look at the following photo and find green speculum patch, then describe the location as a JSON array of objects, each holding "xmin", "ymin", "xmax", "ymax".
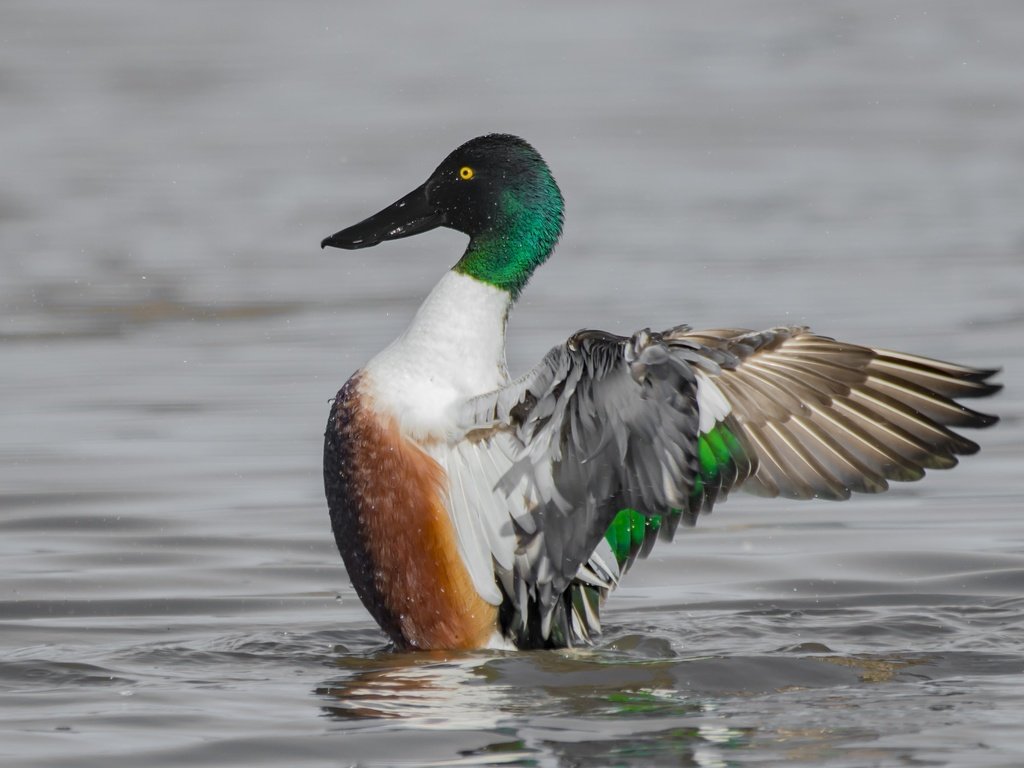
[
  {"xmin": 602, "ymin": 423, "xmax": 747, "ymax": 568},
  {"xmin": 692, "ymin": 422, "xmax": 745, "ymax": 502},
  {"xmin": 604, "ymin": 507, "xmax": 659, "ymax": 568}
]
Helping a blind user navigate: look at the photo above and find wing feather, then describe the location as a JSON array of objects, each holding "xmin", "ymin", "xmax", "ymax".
[
  {"xmin": 673, "ymin": 327, "xmax": 999, "ymax": 500},
  {"xmin": 436, "ymin": 324, "xmax": 998, "ymax": 645}
]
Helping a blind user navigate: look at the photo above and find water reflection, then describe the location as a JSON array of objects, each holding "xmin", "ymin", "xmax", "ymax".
[
  {"xmin": 315, "ymin": 637, "xmax": 1002, "ymax": 765},
  {"xmin": 317, "ymin": 649, "xmax": 753, "ymax": 766},
  {"xmin": 319, "ymin": 643, "xmax": 959, "ymax": 765},
  {"xmin": 318, "ymin": 649, "xmax": 511, "ymax": 726}
]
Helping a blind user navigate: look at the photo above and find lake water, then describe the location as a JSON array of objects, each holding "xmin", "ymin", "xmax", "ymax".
[{"xmin": 2, "ymin": 2, "xmax": 1023, "ymax": 766}]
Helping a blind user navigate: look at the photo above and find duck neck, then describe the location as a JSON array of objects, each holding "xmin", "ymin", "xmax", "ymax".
[
  {"xmin": 453, "ymin": 188, "xmax": 564, "ymax": 301},
  {"xmin": 389, "ymin": 271, "xmax": 512, "ymax": 391}
]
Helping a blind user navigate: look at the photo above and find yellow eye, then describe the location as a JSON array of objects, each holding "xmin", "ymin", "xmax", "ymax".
[{"xmin": 458, "ymin": 166, "xmax": 474, "ymax": 180}]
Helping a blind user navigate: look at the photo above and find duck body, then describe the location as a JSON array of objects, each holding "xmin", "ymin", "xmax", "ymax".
[
  {"xmin": 322, "ymin": 134, "xmax": 1001, "ymax": 651},
  {"xmin": 325, "ymin": 273, "xmax": 513, "ymax": 649}
]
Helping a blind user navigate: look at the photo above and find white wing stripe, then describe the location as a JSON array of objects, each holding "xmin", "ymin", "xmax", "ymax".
[{"xmin": 696, "ymin": 371, "xmax": 731, "ymax": 433}]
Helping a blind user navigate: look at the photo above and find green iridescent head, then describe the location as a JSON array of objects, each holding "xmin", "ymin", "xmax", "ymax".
[{"xmin": 322, "ymin": 134, "xmax": 564, "ymax": 300}]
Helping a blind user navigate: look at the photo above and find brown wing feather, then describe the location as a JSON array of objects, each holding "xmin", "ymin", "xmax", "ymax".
[{"xmin": 677, "ymin": 327, "xmax": 1000, "ymax": 501}]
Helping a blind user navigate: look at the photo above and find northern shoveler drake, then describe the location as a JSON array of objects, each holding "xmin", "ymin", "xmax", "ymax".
[{"xmin": 321, "ymin": 134, "xmax": 1000, "ymax": 651}]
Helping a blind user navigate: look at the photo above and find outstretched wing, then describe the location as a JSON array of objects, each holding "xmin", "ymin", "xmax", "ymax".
[
  {"xmin": 435, "ymin": 325, "xmax": 1000, "ymax": 642},
  {"xmin": 675, "ymin": 327, "xmax": 1001, "ymax": 499}
]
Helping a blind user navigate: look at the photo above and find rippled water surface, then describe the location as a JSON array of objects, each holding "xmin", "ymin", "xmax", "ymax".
[{"xmin": 2, "ymin": 2, "xmax": 1023, "ymax": 766}]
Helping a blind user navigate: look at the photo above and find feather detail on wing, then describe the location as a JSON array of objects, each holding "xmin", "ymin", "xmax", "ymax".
[
  {"xmin": 450, "ymin": 326, "xmax": 733, "ymax": 639},
  {"xmin": 672, "ymin": 327, "xmax": 1000, "ymax": 500},
  {"xmin": 439, "ymin": 324, "xmax": 999, "ymax": 644}
]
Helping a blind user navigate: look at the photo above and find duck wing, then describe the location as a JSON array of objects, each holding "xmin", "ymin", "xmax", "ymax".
[
  {"xmin": 438, "ymin": 325, "xmax": 1000, "ymax": 642},
  {"xmin": 676, "ymin": 327, "xmax": 1000, "ymax": 499}
]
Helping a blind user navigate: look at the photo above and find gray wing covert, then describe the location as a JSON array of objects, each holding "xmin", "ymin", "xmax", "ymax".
[{"xmin": 459, "ymin": 327, "xmax": 722, "ymax": 633}]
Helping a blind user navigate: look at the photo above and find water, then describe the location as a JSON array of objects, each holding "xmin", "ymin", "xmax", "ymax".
[{"xmin": 2, "ymin": 2, "xmax": 1023, "ymax": 765}]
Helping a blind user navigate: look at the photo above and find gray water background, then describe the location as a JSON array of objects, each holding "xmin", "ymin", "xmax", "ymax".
[{"xmin": 2, "ymin": 2, "xmax": 1023, "ymax": 766}]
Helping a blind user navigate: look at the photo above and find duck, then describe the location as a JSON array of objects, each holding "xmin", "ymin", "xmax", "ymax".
[{"xmin": 320, "ymin": 134, "xmax": 1000, "ymax": 651}]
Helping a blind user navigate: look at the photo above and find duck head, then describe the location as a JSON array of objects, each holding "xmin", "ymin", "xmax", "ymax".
[{"xmin": 322, "ymin": 134, "xmax": 564, "ymax": 299}]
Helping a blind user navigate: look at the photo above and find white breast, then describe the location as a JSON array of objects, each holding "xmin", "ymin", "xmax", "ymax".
[{"xmin": 362, "ymin": 271, "xmax": 513, "ymax": 439}]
